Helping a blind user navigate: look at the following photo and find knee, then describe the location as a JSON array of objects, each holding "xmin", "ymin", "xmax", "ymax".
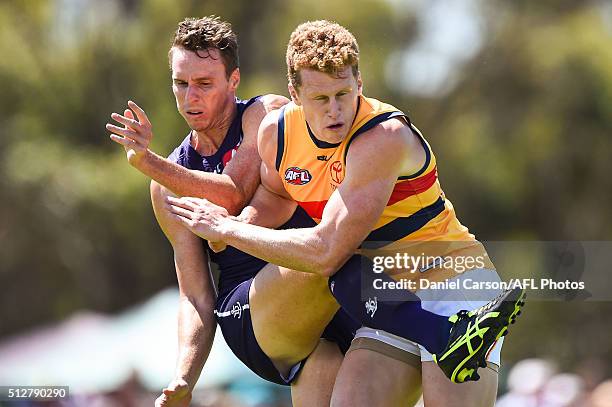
[
  {"xmin": 150, "ymin": 180, "xmax": 178, "ymax": 224},
  {"xmin": 150, "ymin": 180, "xmax": 173, "ymax": 206},
  {"xmin": 150, "ymin": 180, "xmax": 196, "ymax": 244}
]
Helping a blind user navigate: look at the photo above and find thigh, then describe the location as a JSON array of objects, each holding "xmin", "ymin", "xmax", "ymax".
[
  {"xmin": 249, "ymin": 263, "xmax": 339, "ymax": 365},
  {"xmin": 331, "ymin": 348, "xmax": 423, "ymax": 407},
  {"xmin": 421, "ymin": 361, "xmax": 498, "ymax": 407},
  {"xmin": 216, "ymin": 278, "xmax": 292, "ymax": 385},
  {"xmin": 291, "ymin": 339, "xmax": 344, "ymax": 407}
]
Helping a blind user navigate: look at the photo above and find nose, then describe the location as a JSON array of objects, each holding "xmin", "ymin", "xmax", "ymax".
[
  {"xmin": 185, "ymin": 83, "xmax": 201, "ymax": 104},
  {"xmin": 328, "ymin": 97, "xmax": 341, "ymax": 119}
]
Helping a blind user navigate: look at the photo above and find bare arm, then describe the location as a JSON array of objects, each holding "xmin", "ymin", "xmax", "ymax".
[
  {"xmin": 107, "ymin": 95, "xmax": 288, "ymax": 215},
  {"xmin": 166, "ymin": 116, "xmax": 425, "ymax": 276},
  {"xmin": 236, "ymin": 114, "xmax": 297, "ymax": 227},
  {"xmin": 151, "ymin": 181, "xmax": 216, "ymax": 406},
  {"xmin": 237, "ymin": 184, "xmax": 298, "ymax": 228}
]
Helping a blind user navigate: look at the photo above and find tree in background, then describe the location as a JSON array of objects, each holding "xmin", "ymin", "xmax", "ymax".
[{"xmin": 0, "ymin": 0, "xmax": 610, "ymax": 376}]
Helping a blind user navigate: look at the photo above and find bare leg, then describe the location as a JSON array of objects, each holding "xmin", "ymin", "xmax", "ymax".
[
  {"xmin": 291, "ymin": 339, "xmax": 344, "ymax": 407},
  {"xmin": 247, "ymin": 264, "xmax": 342, "ymax": 404},
  {"xmin": 331, "ymin": 348, "xmax": 423, "ymax": 407},
  {"xmin": 421, "ymin": 361, "xmax": 498, "ymax": 407},
  {"xmin": 249, "ymin": 263, "xmax": 339, "ymax": 371}
]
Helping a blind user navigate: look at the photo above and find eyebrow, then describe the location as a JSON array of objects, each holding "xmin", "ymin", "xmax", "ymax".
[
  {"xmin": 309, "ymin": 87, "xmax": 352, "ymax": 97},
  {"xmin": 172, "ymin": 76, "xmax": 213, "ymax": 82}
]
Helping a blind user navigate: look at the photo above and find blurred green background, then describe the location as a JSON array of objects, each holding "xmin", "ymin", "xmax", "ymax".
[{"xmin": 1, "ymin": 0, "xmax": 611, "ymax": 401}]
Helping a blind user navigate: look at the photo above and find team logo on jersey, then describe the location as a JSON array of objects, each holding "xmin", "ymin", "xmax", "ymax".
[
  {"xmin": 221, "ymin": 146, "xmax": 239, "ymax": 167},
  {"xmin": 231, "ymin": 301, "xmax": 243, "ymax": 318},
  {"xmin": 365, "ymin": 297, "xmax": 378, "ymax": 318},
  {"xmin": 221, "ymin": 138, "xmax": 242, "ymax": 167},
  {"xmin": 330, "ymin": 161, "xmax": 344, "ymax": 184},
  {"xmin": 216, "ymin": 139, "xmax": 242, "ymax": 174},
  {"xmin": 285, "ymin": 167, "xmax": 312, "ymax": 185}
]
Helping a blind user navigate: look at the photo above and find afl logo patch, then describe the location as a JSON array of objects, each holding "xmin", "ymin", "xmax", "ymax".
[
  {"xmin": 330, "ymin": 161, "xmax": 344, "ymax": 184},
  {"xmin": 285, "ymin": 167, "xmax": 312, "ymax": 185}
]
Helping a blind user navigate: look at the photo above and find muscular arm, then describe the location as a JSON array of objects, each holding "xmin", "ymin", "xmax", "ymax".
[
  {"xmin": 168, "ymin": 115, "xmax": 425, "ymax": 276},
  {"xmin": 110, "ymin": 95, "xmax": 288, "ymax": 215},
  {"xmin": 136, "ymin": 151, "xmax": 249, "ymax": 214},
  {"xmin": 151, "ymin": 181, "xmax": 216, "ymax": 393},
  {"xmin": 237, "ymin": 184, "xmax": 298, "ymax": 228},
  {"xmin": 232, "ymin": 108, "xmax": 297, "ymax": 228}
]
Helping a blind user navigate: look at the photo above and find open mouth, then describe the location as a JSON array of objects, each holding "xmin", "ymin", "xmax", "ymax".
[
  {"xmin": 327, "ymin": 123, "xmax": 344, "ymax": 130},
  {"xmin": 187, "ymin": 111, "xmax": 203, "ymax": 116}
]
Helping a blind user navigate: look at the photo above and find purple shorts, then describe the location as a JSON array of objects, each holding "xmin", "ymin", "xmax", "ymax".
[{"xmin": 215, "ymin": 276, "xmax": 358, "ymax": 385}]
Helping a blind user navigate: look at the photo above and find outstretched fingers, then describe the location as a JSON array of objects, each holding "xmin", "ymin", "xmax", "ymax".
[
  {"xmin": 107, "ymin": 105, "xmax": 149, "ymax": 146},
  {"xmin": 128, "ymin": 100, "xmax": 151, "ymax": 127},
  {"xmin": 109, "ymin": 133, "xmax": 138, "ymax": 148},
  {"xmin": 109, "ymin": 112, "xmax": 140, "ymax": 130}
]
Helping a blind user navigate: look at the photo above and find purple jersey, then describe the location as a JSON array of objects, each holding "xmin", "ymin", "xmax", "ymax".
[
  {"xmin": 168, "ymin": 97, "xmax": 358, "ymax": 386},
  {"xmin": 168, "ymin": 96, "xmax": 267, "ymax": 296}
]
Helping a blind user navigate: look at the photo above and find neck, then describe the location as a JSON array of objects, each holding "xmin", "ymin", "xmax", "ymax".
[{"xmin": 191, "ymin": 98, "xmax": 237, "ymax": 156}]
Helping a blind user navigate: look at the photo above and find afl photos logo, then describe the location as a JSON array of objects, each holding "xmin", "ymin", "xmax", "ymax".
[
  {"xmin": 285, "ymin": 167, "xmax": 312, "ymax": 185},
  {"xmin": 330, "ymin": 161, "xmax": 344, "ymax": 184}
]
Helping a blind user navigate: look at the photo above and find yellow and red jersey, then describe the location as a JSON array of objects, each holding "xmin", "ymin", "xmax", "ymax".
[{"xmin": 275, "ymin": 95, "xmax": 494, "ymax": 282}]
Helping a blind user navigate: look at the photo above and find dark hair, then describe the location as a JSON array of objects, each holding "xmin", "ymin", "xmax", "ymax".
[{"xmin": 169, "ymin": 16, "xmax": 239, "ymax": 78}]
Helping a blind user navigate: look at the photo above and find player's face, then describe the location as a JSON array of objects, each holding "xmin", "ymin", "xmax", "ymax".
[
  {"xmin": 290, "ymin": 66, "xmax": 362, "ymax": 144},
  {"xmin": 170, "ymin": 47, "xmax": 239, "ymax": 133}
]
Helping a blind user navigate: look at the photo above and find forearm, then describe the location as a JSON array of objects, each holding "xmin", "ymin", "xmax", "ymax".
[
  {"xmin": 138, "ymin": 151, "xmax": 245, "ymax": 214},
  {"xmin": 174, "ymin": 295, "xmax": 216, "ymax": 390},
  {"xmin": 237, "ymin": 185, "xmax": 297, "ymax": 228},
  {"xmin": 221, "ymin": 219, "xmax": 343, "ymax": 276}
]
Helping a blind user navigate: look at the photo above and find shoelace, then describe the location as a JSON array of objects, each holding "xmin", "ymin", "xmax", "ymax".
[{"xmin": 472, "ymin": 289, "xmax": 509, "ymax": 316}]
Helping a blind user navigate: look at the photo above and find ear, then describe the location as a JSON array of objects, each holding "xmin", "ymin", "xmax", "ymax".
[
  {"xmin": 288, "ymin": 83, "xmax": 301, "ymax": 106},
  {"xmin": 357, "ymin": 71, "xmax": 363, "ymax": 95},
  {"xmin": 229, "ymin": 68, "xmax": 240, "ymax": 90}
]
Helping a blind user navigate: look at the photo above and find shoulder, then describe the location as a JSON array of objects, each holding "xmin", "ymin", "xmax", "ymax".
[
  {"xmin": 257, "ymin": 108, "xmax": 283, "ymax": 162},
  {"xmin": 242, "ymin": 94, "xmax": 290, "ymax": 127},
  {"xmin": 346, "ymin": 116, "xmax": 425, "ymax": 176},
  {"xmin": 167, "ymin": 133, "xmax": 193, "ymax": 164},
  {"xmin": 260, "ymin": 94, "xmax": 290, "ymax": 113},
  {"xmin": 350, "ymin": 117, "xmax": 414, "ymax": 158}
]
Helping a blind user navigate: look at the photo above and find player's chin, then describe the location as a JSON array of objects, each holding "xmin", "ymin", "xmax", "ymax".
[
  {"xmin": 323, "ymin": 127, "xmax": 348, "ymax": 142},
  {"xmin": 182, "ymin": 114, "xmax": 206, "ymax": 127},
  {"xmin": 189, "ymin": 122, "xmax": 212, "ymax": 133}
]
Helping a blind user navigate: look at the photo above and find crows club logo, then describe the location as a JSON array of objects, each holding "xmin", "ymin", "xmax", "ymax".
[
  {"xmin": 330, "ymin": 160, "xmax": 344, "ymax": 184},
  {"xmin": 284, "ymin": 167, "xmax": 312, "ymax": 185}
]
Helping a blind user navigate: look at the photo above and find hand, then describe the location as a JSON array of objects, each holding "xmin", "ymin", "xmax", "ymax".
[
  {"xmin": 166, "ymin": 196, "xmax": 230, "ymax": 242},
  {"xmin": 154, "ymin": 378, "xmax": 192, "ymax": 407},
  {"xmin": 106, "ymin": 100, "xmax": 153, "ymax": 167}
]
